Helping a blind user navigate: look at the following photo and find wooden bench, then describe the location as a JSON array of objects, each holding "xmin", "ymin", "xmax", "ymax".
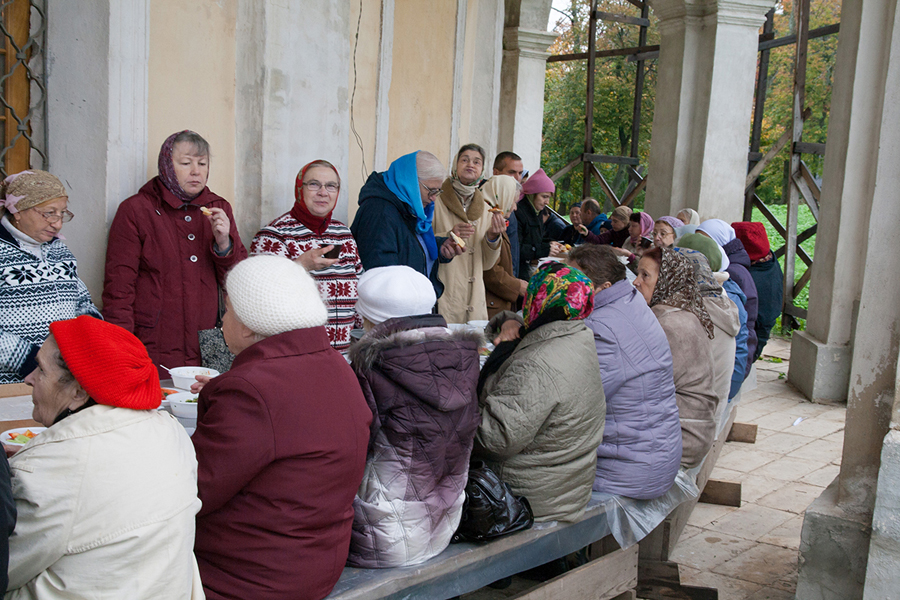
[
  {"xmin": 326, "ymin": 494, "xmax": 638, "ymax": 600},
  {"xmin": 325, "ymin": 376, "xmax": 756, "ymax": 600}
]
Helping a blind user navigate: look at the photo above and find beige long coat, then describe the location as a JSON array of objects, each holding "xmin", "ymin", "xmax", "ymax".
[{"xmin": 433, "ymin": 179, "xmax": 501, "ymax": 323}]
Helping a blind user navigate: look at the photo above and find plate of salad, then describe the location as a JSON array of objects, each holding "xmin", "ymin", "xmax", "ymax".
[{"xmin": 1, "ymin": 427, "xmax": 47, "ymax": 446}]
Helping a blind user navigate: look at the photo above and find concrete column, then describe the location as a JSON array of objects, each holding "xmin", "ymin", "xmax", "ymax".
[
  {"xmin": 45, "ymin": 0, "xmax": 149, "ymax": 302},
  {"xmin": 234, "ymin": 0, "xmax": 351, "ymax": 245},
  {"xmin": 864, "ymin": 429, "xmax": 900, "ymax": 599},
  {"xmin": 497, "ymin": 0, "xmax": 556, "ymax": 171},
  {"xmin": 796, "ymin": 2, "xmax": 900, "ymax": 598},
  {"xmin": 788, "ymin": 0, "xmax": 890, "ymax": 404},
  {"xmin": 644, "ymin": 0, "xmax": 774, "ymax": 222}
]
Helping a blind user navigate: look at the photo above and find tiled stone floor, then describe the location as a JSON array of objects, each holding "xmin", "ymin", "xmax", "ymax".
[{"xmin": 670, "ymin": 336, "xmax": 846, "ymax": 600}]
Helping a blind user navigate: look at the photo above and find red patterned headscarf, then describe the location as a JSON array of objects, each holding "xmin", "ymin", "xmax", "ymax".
[
  {"xmin": 158, "ymin": 130, "xmax": 207, "ymax": 203},
  {"xmin": 290, "ymin": 160, "xmax": 341, "ymax": 235}
]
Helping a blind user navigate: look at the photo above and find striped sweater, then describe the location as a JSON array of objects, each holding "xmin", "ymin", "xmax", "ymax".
[
  {"xmin": 0, "ymin": 226, "xmax": 101, "ymax": 383},
  {"xmin": 251, "ymin": 213, "xmax": 363, "ymax": 353}
]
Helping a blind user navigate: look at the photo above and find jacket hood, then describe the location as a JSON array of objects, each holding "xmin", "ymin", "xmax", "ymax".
[
  {"xmin": 703, "ymin": 295, "xmax": 740, "ymax": 337},
  {"xmin": 723, "ymin": 238, "xmax": 751, "ymax": 269},
  {"xmin": 351, "ymin": 316, "xmax": 482, "ymax": 412},
  {"xmin": 357, "ymin": 171, "xmax": 416, "ymax": 224}
]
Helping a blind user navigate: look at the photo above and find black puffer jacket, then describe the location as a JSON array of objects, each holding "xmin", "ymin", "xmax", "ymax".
[
  {"xmin": 347, "ymin": 314, "xmax": 481, "ymax": 568},
  {"xmin": 514, "ymin": 199, "xmax": 550, "ymax": 280}
]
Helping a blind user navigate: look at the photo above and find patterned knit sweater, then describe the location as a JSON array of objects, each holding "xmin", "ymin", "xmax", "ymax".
[
  {"xmin": 0, "ymin": 225, "xmax": 101, "ymax": 383},
  {"xmin": 250, "ymin": 212, "xmax": 362, "ymax": 353}
]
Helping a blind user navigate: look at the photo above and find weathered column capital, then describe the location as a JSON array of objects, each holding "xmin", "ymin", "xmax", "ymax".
[
  {"xmin": 503, "ymin": 27, "xmax": 559, "ymax": 60},
  {"xmin": 649, "ymin": 0, "xmax": 775, "ymax": 29}
]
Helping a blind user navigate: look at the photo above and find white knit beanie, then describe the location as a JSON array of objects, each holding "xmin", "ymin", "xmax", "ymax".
[
  {"xmin": 225, "ymin": 255, "xmax": 327, "ymax": 336},
  {"xmin": 356, "ymin": 266, "xmax": 436, "ymax": 325}
]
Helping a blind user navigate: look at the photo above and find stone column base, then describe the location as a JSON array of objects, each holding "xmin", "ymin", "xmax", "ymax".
[
  {"xmin": 788, "ymin": 330, "xmax": 851, "ymax": 403},
  {"xmin": 796, "ymin": 477, "xmax": 871, "ymax": 600}
]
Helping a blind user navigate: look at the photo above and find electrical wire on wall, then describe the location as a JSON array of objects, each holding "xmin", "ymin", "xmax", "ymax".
[{"xmin": 349, "ymin": 0, "xmax": 367, "ymax": 181}]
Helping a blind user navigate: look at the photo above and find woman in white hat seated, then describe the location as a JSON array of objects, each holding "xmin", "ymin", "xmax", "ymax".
[
  {"xmin": 191, "ymin": 255, "xmax": 371, "ymax": 600},
  {"xmin": 347, "ymin": 266, "xmax": 481, "ymax": 568},
  {"xmin": 7, "ymin": 316, "xmax": 201, "ymax": 599}
]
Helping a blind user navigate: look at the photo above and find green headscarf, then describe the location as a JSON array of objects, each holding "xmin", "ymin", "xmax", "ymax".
[{"xmin": 677, "ymin": 233, "xmax": 722, "ymax": 272}]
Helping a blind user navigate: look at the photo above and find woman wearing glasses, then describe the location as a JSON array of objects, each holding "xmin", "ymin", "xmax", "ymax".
[
  {"xmin": 250, "ymin": 160, "xmax": 363, "ymax": 353},
  {"xmin": 0, "ymin": 170, "xmax": 101, "ymax": 384},
  {"xmin": 102, "ymin": 131, "xmax": 247, "ymax": 377},
  {"xmin": 351, "ymin": 150, "xmax": 465, "ymax": 299}
]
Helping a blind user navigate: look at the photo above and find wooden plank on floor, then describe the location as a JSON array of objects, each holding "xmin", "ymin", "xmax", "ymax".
[
  {"xmin": 639, "ymin": 406, "xmax": 739, "ymax": 562},
  {"xmin": 726, "ymin": 422, "xmax": 758, "ymax": 443},
  {"xmin": 699, "ymin": 480, "xmax": 742, "ymax": 507},
  {"xmin": 510, "ymin": 545, "xmax": 638, "ymax": 600}
]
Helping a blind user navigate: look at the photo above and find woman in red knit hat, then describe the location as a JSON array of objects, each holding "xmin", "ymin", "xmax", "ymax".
[{"xmin": 6, "ymin": 316, "xmax": 202, "ymax": 599}]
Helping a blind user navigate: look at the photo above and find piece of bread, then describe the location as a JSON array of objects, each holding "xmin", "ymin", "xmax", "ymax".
[
  {"xmin": 200, "ymin": 207, "xmax": 212, "ymax": 216},
  {"xmin": 488, "ymin": 207, "xmax": 503, "ymax": 214},
  {"xmin": 449, "ymin": 231, "xmax": 467, "ymax": 249}
]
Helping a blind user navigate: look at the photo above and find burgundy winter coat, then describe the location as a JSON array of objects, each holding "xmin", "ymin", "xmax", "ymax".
[
  {"xmin": 347, "ymin": 314, "xmax": 481, "ymax": 568},
  {"xmin": 192, "ymin": 326, "xmax": 371, "ymax": 600},
  {"xmin": 102, "ymin": 177, "xmax": 247, "ymax": 375}
]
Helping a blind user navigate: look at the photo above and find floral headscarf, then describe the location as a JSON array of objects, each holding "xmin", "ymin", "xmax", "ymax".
[
  {"xmin": 523, "ymin": 262, "xmax": 594, "ymax": 328},
  {"xmin": 158, "ymin": 130, "xmax": 206, "ymax": 203},
  {"xmin": 290, "ymin": 159, "xmax": 340, "ymax": 235},
  {"xmin": 673, "ymin": 247, "xmax": 722, "ymax": 298},
  {"xmin": 650, "ymin": 247, "xmax": 714, "ymax": 339}
]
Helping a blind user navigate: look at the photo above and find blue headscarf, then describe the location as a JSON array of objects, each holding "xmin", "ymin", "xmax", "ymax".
[{"xmin": 382, "ymin": 151, "xmax": 438, "ymax": 261}]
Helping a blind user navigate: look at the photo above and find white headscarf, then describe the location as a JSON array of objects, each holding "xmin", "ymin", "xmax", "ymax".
[{"xmin": 696, "ymin": 219, "xmax": 733, "ymax": 271}]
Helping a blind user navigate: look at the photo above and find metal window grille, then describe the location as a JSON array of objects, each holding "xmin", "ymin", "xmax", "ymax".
[{"xmin": 0, "ymin": 0, "xmax": 47, "ymax": 178}]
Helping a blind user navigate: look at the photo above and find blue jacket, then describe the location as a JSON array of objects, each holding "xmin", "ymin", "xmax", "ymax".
[
  {"xmin": 351, "ymin": 172, "xmax": 446, "ymax": 298},
  {"xmin": 723, "ymin": 279, "xmax": 749, "ymax": 398},
  {"xmin": 585, "ymin": 280, "xmax": 682, "ymax": 500},
  {"xmin": 723, "ymin": 238, "xmax": 758, "ymax": 371},
  {"xmin": 586, "ymin": 213, "xmax": 611, "ymax": 235}
]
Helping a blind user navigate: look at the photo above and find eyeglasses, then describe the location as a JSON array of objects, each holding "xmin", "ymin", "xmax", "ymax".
[
  {"xmin": 303, "ymin": 181, "xmax": 340, "ymax": 193},
  {"xmin": 33, "ymin": 209, "xmax": 74, "ymax": 224},
  {"xmin": 421, "ymin": 182, "xmax": 442, "ymax": 198}
]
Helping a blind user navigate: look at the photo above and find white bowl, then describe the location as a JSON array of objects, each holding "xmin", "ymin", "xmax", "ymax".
[
  {"xmin": 467, "ymin": 320, "xmax": 489, "ymax": 330},
  {"xmin": 168, "ymin": 392, "xmax": 199, "ymax": 418},
  {"xmin": 169, "ymin": 367, "xmax": 219, "ymax": 390}
]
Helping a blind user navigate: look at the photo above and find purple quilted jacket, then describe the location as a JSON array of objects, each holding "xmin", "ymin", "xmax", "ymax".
[{"xmin": 347, "ymin": 315, "xmax": 481, "ymax": 568}]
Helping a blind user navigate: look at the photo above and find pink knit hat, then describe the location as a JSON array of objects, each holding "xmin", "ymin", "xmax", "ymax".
[{"xmin": 521, "ymin": 168, "xmax": 555, "ymax": 197}]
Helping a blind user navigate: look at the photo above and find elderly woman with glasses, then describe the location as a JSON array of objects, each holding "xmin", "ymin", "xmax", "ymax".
[
  {"xmin": 0, "ymin": 170, "xmax": 101, "ymax": 384},
  {"xmin": 351, "ymin": 151, "xmax": 465, "ymax": 299},
  {"xmin": 251, "ymin": 160, "xmax": 363, "ymax": 353}
]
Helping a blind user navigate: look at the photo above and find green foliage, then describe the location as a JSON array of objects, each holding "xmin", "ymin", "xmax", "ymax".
[
  {"xmin": 750, "ymin": 0, "xmax": 841, "ymax": 204},
  {"xmin": 543, "ymin": 0, "xmax": 658, "ymax": 214}
]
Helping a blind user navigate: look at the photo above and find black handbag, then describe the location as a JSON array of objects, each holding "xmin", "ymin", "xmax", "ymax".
[
  {"xmin": 198, "ymin": 288, "xmax": 235, "ymax": 373},
  {"xmin": 452, "ymin": 461, "xmax": 534, "ymax": 543}
]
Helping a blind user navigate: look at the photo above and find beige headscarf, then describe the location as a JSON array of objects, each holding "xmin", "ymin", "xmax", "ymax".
[
  {"xmin": 612, "ymin": 205, "xmax": 633, "ymax": 221},
  {"xmin": 676, "ymin": 207, "xmax": 701, "ymax": 225},
  {"xmin": 0, "ymin": 170, "xmax": 67, "ymax": 214},
  {"xmin": 482, "ymin": 175, "xmax": 519, "ymax": 215}
]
